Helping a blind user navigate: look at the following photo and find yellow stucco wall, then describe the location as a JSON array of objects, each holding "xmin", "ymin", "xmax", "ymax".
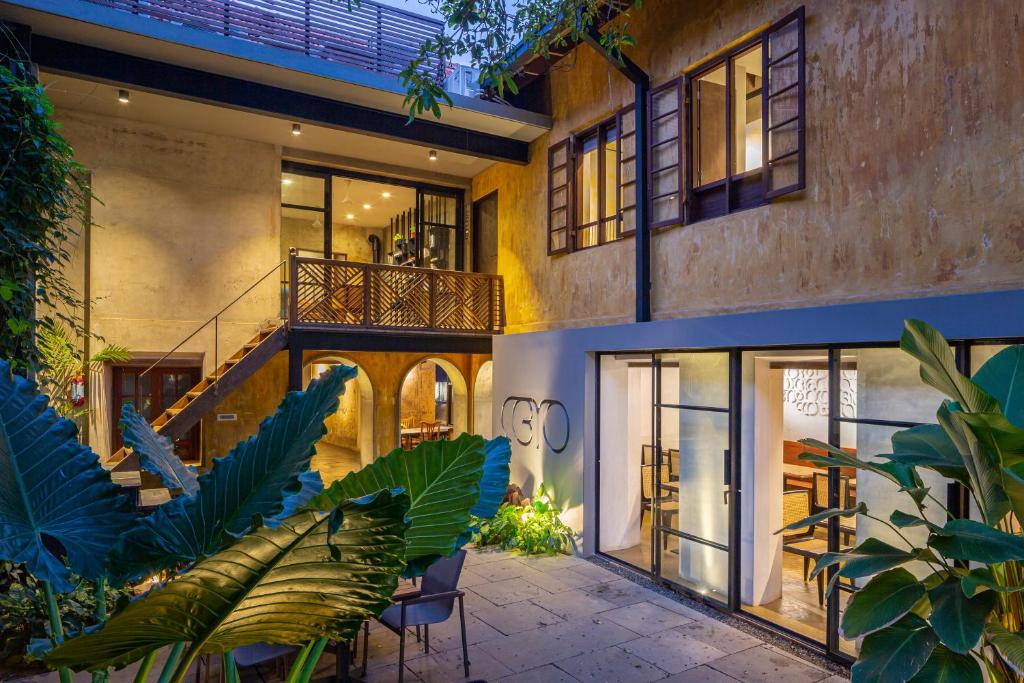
[{"xmin": 473, "ymin": 0, "xmax": 1024, "ymax": 332}]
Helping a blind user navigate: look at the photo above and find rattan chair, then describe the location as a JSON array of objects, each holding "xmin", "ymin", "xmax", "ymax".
[
  {"xmin": 812, "ymin": 471, "xmax": 851, "ymax": 512},
  {"xmin": 781, "ymin": 488, "xmax": 817, "ymax": 577},
  {"xmin": 640, "ymin": 463, "xmax": 678, "ymax": 549}
]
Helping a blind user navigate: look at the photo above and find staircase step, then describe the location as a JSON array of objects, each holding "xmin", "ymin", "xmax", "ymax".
[{"xmin": 186, "ymin": 391, "xmax": 203, "ymax": 399}]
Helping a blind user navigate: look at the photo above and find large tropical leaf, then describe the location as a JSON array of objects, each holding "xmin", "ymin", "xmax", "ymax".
[
  {"xmin": 316, "ymin": 434, "xmax": 508, "ymax": 574},
  {"xmin": 809, "ymin": 537, "xmax": 921, "ymax": 582},
  {"xmin": 775, "ymin": 503, "xmax": 865, "ymax": 535},
  {"xmin": 840, "ymin": 568, "xmax": 925, "ymax": 639},
  {"xmin": 906, "ymin": 645, "xmax": 983, "ymax": 683},
  {"xmin": 885, "ymin": 424, "xmax": 970, "ymax": 485},
  {"xmin": 900, "ymin": 320, "xmax": 998, "ymax": 414},
  {"xmin": 986, "ymin": 622, "xmax": 1024, "ymax": 677},
  {"xmin": 973, "ymin": 345, "xmax": 1024, "ymax": 427},
  {"xmin": 107, "ymin": 364, "xmax": 357, "ymax": 584},
  {"xmin": 939, "ymin": 403, "xmax": 1011, "ymax": 524},
  {"xmin": 471, "ymin": 436, "xmax": 512, "ymax": 518},
  {"xmin": 852, "ymin": 613, "xmax": 938, "ymax": 683},
  {"xmin": 119, "ymin": 403, "xmax": 198, "ymax": 495},
  {"xmin": 48, "ymin": 489, "xmax": 409, "ymax": 672},
  {"xmin": 0, "ymin": 360, "xmax": 134, "ymax": 592},
  {"xmin": 265, "ymin": 469, "xmax": 323, "ymax": 528},
  {"xmin": 928, "ymin": 518, "xmax": 1024, "ymax": 564},
  {"xmin": 926, "ymin": 577, "xmax": 996, "ymax": 653}
]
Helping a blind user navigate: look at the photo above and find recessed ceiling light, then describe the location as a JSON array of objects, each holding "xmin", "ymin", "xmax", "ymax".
[
  {"xmin": 292, "ymin": 123, "xmax": 302, "ymax": 136},
  {"xmin": 282, "ymin": 177, "xmax": 293, "ymax": 185},
  {"xmin": 428, "ymin": 150, "xmax": 437, "ymax": 161},
  {"xmin": 381, "ymin": 191, "xmax": 391, "ymax": 198},
  {"xmin": 345, "ymin": 213, "xmax": 355, "ymax": 220},
  {"xmin": 118, "ymin": 89, "xmax": 130, "ymax": 104},
  {"xmin": 362, "ymin": 203, "xmax": 372, "ymax": 210}
]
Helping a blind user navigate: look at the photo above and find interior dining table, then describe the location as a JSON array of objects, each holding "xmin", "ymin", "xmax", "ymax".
[{"xmin": 400, "ymin": 424, "xmax": 453, "ymax": 450}]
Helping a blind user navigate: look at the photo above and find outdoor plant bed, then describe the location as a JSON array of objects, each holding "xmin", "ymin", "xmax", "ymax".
[{"xmin": 470, "ymin": 482, "xmax": 578, "ymax": 556}]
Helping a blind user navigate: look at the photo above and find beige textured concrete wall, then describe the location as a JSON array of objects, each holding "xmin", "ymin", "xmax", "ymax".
[
  {"xmin": 55, "ymin": 109, "xmax": 282, "ymax": 456},
  {"xmin": 473, "ymin": 0, "xmax": 1024, "ymax": 332}
]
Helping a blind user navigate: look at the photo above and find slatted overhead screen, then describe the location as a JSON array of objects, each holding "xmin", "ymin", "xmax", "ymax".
[
  {"xmin": 763, "ymin": 7, "xmax": 806, "ymax": 198},
  {"xmin": 81, "ymin": 0, "xmax": 446, "ymax": 78},
  {"xmin": 648, "ymin": 79, "xmax": 684, "ymax": 229},
  {"xmin": 548, "ymin": 138, "xmax": 572, "ymax": 255},
  {"xmin": 617, "ymin": 105, "xmax": 638, "ymax": 237}
]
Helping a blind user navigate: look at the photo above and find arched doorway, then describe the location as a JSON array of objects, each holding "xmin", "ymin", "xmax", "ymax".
[
  {"xmin": 473, "ymin": 361, "xmax": 493, "ymax": 438},
  {"xmin": 397, "ymin": 358, "xmax": 468, "ymax": 447},
  {"xmin": 305, "ymin": 357, "xmax": 375, "ymax": 482}
]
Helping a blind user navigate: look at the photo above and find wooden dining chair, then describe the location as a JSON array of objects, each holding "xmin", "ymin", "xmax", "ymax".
[
  {"xmin": 640, "ymin": 464, "xmax": 678, "ymax": 549},
  {"xmin": 641, "ymin": 444, "xmax": 654, "ymax": 465},
  {"xmin": 812, "ymin": 472, "xmax": 851, "ymax": 512}
]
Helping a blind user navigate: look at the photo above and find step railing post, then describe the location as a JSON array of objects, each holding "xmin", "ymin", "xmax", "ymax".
[
  {"xmin": 363, "ymin": 264, "xmax": 372, "ymax": 327},
  {"xmin": 289, "ymin": 247, "xmax": 298, "ymax": 327}
]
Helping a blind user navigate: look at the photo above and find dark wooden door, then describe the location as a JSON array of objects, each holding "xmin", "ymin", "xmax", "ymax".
[{"xmin": 112, "ymin": 366, "xmax": 202, "ymax": 463}]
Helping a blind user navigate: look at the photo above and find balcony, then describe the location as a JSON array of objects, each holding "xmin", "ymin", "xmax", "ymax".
[
  {"xmin": 289, "ymin": 253, "xmax": 505, "ymax": 336},
  {"xmin": 80, "ymin": 0, "xmax": 447, "ymax": 79}
]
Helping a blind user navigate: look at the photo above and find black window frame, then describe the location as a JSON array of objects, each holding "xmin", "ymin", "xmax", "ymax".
[
  {"xmin": 571, "ymin": 117, "xmax": 621, "ymax": 251},
  {"xmin": 647, "ymin": 78, "xmax": 685, "ymax": 230}
]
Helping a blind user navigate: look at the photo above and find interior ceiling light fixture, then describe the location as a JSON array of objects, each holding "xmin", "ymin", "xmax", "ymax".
[
  {"xmin": 362, "ymin": 203, "xmax": 372, "ymax": 210},
  {"xmin": 292, "ymin": 123, "xmax": 302, "ymax": 136},
  {"xmin": 428, "ymin": 150, "xmax": 438, "ymax": 161},
  {"xmin": 282, "ymin": 177, "xmax": 293, "ymax": 185},
  {"xmin": 117, "ymin": 89, "xmax": 130, "ymax": 104},
  {"xmin": 382, "ymin": 191, "xmax": 392, "ymax": 198},
  {"xmin": 345, "ymin": 212, "xmax": 355, "ymax": 220}
]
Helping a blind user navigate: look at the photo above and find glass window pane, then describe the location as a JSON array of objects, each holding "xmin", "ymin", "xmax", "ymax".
[
  {"xmin": 658, "ymin": 351, "xmax": 730, "ymax": 409},
  {"xmin": 731, "ymin": 44, "xmax": 763, "ymax": 174},
  {"xmin": 603, "ymin": 128, "xmax": 618, "ymax": 221},
  {"xmin": 282, "ymin": 172, "xmax": 325, "ymax": 208},
  {"xmin": 651, "ymin": 140, "xmax": 679, "ymax": 172},
  {"xmin": 653, "ymin": 194, "xmax": 679, "ymax": 225},
  {"xmin": 652, "ymin": 168, "xmax": 679, "ymax": 197},
  {"xmin": 120, "ymin": 371, "xmax": 135, "ymax": 396},
  {"xmin": 652, "ymin": 113, "xmax": 679, "ymax": 145},
  {"xmin": 576, "ymin": 134, "xmax": 600, "ymax": 228},
  {"xmin": 551, "ymin": 144, "xmax": 567, "ymax": 167},
  {"xmin": 621, "ymin": 206, "xmax": 636, "ymax": 234},
  {"xmin": 660, "ymin": 535, "xmax": 729, "ymax": 603},
  {"xmin": 693, "ymin": 64, "xmax": 727, "ymax": 186},
  {"xmin": 971, "ymin": 343, "xmax": 1009, "ymax": 375},
  {"xmin": 842, "ymin": 347, "xmax": 948, "ymax": 424}
]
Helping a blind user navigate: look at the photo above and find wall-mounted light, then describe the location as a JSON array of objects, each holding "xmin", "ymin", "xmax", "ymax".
[
  {"xmin": 428, "ymin": 150, "xmax": 437, "ymax": 162},
  {"xmin": 292, "ymin": 123, "xmax": 302, "ymax": 136},
  {"xmin": 117, "ymin": 89, "xmax": 130, "ymax": 104}
]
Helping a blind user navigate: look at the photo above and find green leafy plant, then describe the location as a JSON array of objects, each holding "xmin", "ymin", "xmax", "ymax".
[
  {"xmin": 780, "ymin": 320, "xmax": 1024, "ymax": 683},
  {"xmin": 472, "ymin": 482, "xmax": 577, "ymax": 555},
  {"xmin": 37, "ymin": 322, "xmax": 131, "ymax": 420},
  {"xmin": 0, "ymin": 358, "xmax": 511, "ymax": 682}
]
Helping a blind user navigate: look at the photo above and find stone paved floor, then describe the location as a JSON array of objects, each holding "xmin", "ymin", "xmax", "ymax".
[{"xmin": 14, "ymin": 548, "xmax": 850, "ymax": 683}]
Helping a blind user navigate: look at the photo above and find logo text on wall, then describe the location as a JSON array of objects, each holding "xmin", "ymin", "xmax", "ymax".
[{"xmin": 500, "ymin": 396, "xmax": 570, "ymax": 453}]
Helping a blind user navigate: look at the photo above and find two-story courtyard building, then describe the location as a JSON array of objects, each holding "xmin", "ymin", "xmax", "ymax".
[{"xmin": 4, "ymin": 0, "xmax": 1024, "ymax": 666}]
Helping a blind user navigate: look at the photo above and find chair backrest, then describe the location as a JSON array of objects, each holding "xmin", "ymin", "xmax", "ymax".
[
  {"xmin": 418, "ymin": 549, "xmax": 466, "ymax": 621},
  {"xmin": 782, "ymin": 489, "xmax": 813, "ymax": 538},
  {"xmin": 667, "ymin": 448, "xmax": 680, "ymax": 476},
  {"xmin": 420, "ymin": 421, "xmax": 444, "ymax": 441},
  {"xmin": 641, "ymin": 444, "xmax": 654, "ymax": 465},
  {"xmin": 813, "ymin": 471, "xmax": 850, "ymax": 509},
  {"xmin": 641, "ymin": 464, "xmax": 670, "ymax": 501}
]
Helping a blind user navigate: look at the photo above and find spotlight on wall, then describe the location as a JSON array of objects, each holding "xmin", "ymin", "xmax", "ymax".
[
  {"xmin": 362, "ymin": 203, "xmax": 372, "ymax": 210},
  {"xmin": 117, "ymin": 89, "xmax": 130, "ymax": 104},
  {"xmin": 291, "ymin": 123, "xmax": 302, "ymax": 136},
  {"xmin": 428, "ymin": 149, "xmax": 438, "ymax": 162},
  {"xmin": 282, "ymin": 177, "xmax": 293, "ymax": 186},
  {"xmin": 381, "ymin": 191, "xmax": 392, "ymax": 198},
  {"xmin": 345, "ymin": 212, "xmax": 355, "ymax": 220}
]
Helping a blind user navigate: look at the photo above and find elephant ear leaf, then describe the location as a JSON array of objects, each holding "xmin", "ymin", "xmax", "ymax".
[
  {"xmin": 265, "ymin": 469, "xmax": 323, "ymax": 528},
  {"xmin": 973, "ymin": 345, "xmax": 1024, "ymax": 427},
  {"xmin": 48, "ymin": 489, "xmax": 409, "ymax": 673},
  {"xmin": 472, "ymin": 436, "xmax": 512, "ymax": 518},
  {"xmin": 317, "ymin": 433, "xmax": 500, "ymax": 575},
  {"xmin": 107, "ymin": 364, "xmax": 357, "ymax": 584},
  {"xmin": 0, "ymin": 360, "xmax": 134, "ymax": 592},
  {"xmin": 119, "ymin": 403, "xmax": 198, "ymax": 495}
]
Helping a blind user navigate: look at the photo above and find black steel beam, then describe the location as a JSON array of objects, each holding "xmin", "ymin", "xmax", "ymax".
[
  {"xmin": 31, "ymin": 35, "xmax": 529, "ymax": 164},
  {"xmin": 582, "ymin": 28, "xmax": 651, "ymax": 322},
  {"xmin": 291, "ymin": 329, "xmax": 493, "ymax": 355}
]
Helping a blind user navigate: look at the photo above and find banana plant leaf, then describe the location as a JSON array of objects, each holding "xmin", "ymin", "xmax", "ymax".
[
  {"xmin": 107, "ymin": 364, "xmax": 357, "ymax": 584},
  {"xmin": 852, "ymin": 613, "xmax": 938, "ymax": 683},
  {"xmin": 0, "ymin": 360, "xmax": 135, "ymax": 592},
  {"xmin": 972, "ymin": 345, "xmax": 1024, "ymax": 427},
  {"xmin": 840, "ymin": 568, "xmax": 924, "ymax": 640},
  {"xmin": 900, "ymin": 320, "xmax": 999, "ymax": 414},
  {"xmin": 928, "ymin": 518, "xmax": 1024, "ymax": 563},
  {"xmin": 119, "ymin": 403, "xmax": 198, "ymax": 495},
  {"xmin": 316, "ymin": 434, "xmax": 510, "ymax": 575},
  {"xmin": 926, "ymin": 576, "xmax": 996, "ymax": 654},
  {"xmin": 884, "ymin": 424, "xmax": 969, "ymax": 486},
  {"xmin": 906, "ymin": 645, "xmax": 982, "ymax": 683},
  {"xmin": 48, "ymin": 489, "xmax": 409, "ymax": 673}
]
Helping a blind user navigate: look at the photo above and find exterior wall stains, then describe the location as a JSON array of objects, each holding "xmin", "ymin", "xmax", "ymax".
[{"xmin": 474, "ymin": 0, "xmax": 1024, "ymax": 332}]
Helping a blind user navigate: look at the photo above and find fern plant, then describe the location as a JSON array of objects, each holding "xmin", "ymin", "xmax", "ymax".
[{"xmin": 36, "ymin": 321, "xmax": 130, "ymax": 420}]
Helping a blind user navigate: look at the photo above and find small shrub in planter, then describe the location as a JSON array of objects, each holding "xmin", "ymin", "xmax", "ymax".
[{"xmin": 471, "ymin": 483, "xmax": 577, "ymax": 555}]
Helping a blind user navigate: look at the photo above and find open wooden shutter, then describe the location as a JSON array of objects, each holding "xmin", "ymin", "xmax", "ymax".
[
  {"xmin": 617, "ymin": 105, "xmax": 637, "ymax": 237},
  {"xmin": 648, "ymin": 79, "xmax": 684, "ymax": 228},
  {"xmin": 548, "ymin": 138, "xmax": 572, "ymax": 254},
  {"xmin": 762, "ymin": 6, "xmax": 805, "ymax": 198}
]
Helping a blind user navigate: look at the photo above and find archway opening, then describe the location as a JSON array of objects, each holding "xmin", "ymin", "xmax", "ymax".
[
  {"xmin": 473, "ymin": 361, "xmax": 494, "ymax": 438},
  {"xmin": 398, "ymin": 358, "xmax": 468, "ymax": 448},
  {"xmin": 305, "ymin": 357, "xmax": 375, "ymax": 482}
]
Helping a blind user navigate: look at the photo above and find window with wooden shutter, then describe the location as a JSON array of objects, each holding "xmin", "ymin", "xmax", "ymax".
[
  {"xmin": 763, "ymin": 6, "xmax": 805, "ymax": 198},
  {"xmin": 617, "ymin": 105, "xmax": 637, "ymax": 236},
  {"xmin": 548, "ymin": 138, "xmax": 571, "ymax": 254},
  {"xmin": 648, "ymin": 79, "xmax": 684, "ymax": 229}
]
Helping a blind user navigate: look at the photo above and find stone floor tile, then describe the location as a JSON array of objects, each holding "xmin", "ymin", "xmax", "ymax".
[
  {"xmin": 499, "ymin": 663, "xmax": 581, "ymax": 682},
  {"xmin": 465, "ymin": 547, "xmax": 513, "ymax": 565},
  {"xmin": 570, "ymin": 561, "xmax": 623, "ymax": 583},
  {"xmin": 459, "ymin": 586, "xmax": 500, "ymax": 613},
  {"xmin": 518, "ymin": 553, "xmax": 594, "ymax": 574},
  {"xmin": 707, "ymin": 645, "xmax": 830, "ymax": 683},
  {"xmin": 531, "ymin": 588, "xmax": 618, "ymax": 620},
  {"xmin": 601, "ymin": 601, "xmax": 695, "ymax": 635},
  {"xmin": 470, "ymin": 575, "xmax": 552, "ymax": 605},
  {"xmin": 544, "ymin": 614, "xmax": 643, "ymax": 654},
  {"xmin": 674, "ymin": 619, "xmax": 761, "ymax": 654},
  {"xmin": 660, "ymin": 665, "xmax": 741, "ymax": 682},
  {"xmin": 522, "ymin": 565, "xmax": 604, "ymax": 592},
  {"xmin": 818, "ymin": 677, "xmax": 850, "ymax": 683},
  {"xmin": 418, "ymin": 611, "xmax": 503, "ymax": 652},
  {"xmin": 359, "ymin": 662, "xmax": 423, "ymax": 682},
  {"xmin": 582, "ymin": 578, "xmax": 661, "ymax": 607},
  {"xmin": 620, "ymin": 629, "xmax": 728, "ymax": 675},
  {"xmin": 554, "ymin": 646, "xmax": 668, "ymax": 683},
  {"xmin": 406, "ymin": 643, "xmax": 513, "ymax": 683},
  {"xmin": 483, "ymin": 615, "xmax": 638, "ymax": 674},
  {"xmin": 645, "ymin": 593, "xmax": 712, "ymax": 621},
  {"xmin": 470, "ymin": 558, "xmax": 533, "ymax": 582},
  {"xmin": 474, "ymin": 600, "xmax": 565, "ymax": 635},
  {"xmin": 456, "ymin": 566, "xmax": 490, "ymax": 588}
]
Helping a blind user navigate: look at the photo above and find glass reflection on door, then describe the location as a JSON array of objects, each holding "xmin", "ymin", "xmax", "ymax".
[{"xmin": 654, "ymin": 352, "xmax": 732, "ymax": 604}]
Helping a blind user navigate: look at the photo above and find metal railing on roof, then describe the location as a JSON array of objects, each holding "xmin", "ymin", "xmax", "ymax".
[{"xmin": 85, "ymin": 0, "xmax": 447, "ymax": 79}]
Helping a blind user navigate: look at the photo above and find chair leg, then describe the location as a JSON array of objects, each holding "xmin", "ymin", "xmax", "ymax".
[
  {"xmin": 424, "ymin": 624, "xmax": 429, "ymax": 654},
  {"xmin": 362, "ymin": 621, "xmax": 369, "ymax": 675},
  {"xmin": 817, "ymin": 572, "xmax": 824, "ymax": 607},
  {"xmin": 803, "ymin": 556, "xmax": 809, "ymax": 582},
  {"xmin": 459, "ymin": 595, "xmax": 470, "ymax": 678},
  {"xmin": 398, "ymin": 625, "xmax": 406, "ymax": 683},
  {"xmin": 416, "ymin": 624, "xmax": 421, "ymax": 642}
]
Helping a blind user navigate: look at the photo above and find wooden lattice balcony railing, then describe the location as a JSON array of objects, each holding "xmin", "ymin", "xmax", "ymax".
[{"xmin": 289, "ymin": 253, "xmax": 505, "ymax": 335}]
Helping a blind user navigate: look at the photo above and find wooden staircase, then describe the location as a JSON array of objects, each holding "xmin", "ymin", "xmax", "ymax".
[{"xmin": 107, "ymin": 324, "xmax": 288, "ymax": 486}]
